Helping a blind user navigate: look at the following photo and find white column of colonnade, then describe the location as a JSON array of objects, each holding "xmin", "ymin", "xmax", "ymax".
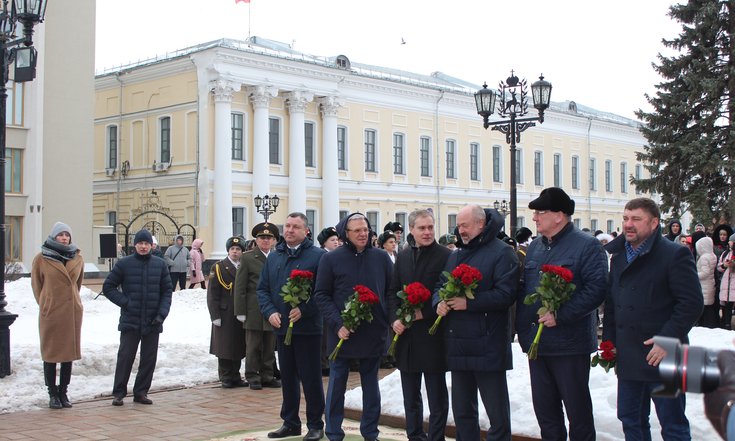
[
  {"xmin": 248, "ymin": 85, "xmax": 278, "ymax": 229},
  {"xmin": 286, "ymin": 91, "xmax": 313, "ymax": 215},
  {"xmin": 210, "ymin": 79, "xmax": 240, "ymax": 259},
  {"xmin": 318, "ymin": 96, "xmax": 343, "ymax": 228}
]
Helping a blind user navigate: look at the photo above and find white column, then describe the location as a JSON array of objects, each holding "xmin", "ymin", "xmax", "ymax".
[
  {"xmin": 210, "ymin": 79, "xmax": 241, "ymax": 259},
  {"xmin": 318, "ymin": 96, "xmax": 343, "ymax": 227},
  {"xmin": 286, "ymin": 91, "xmax": 313, "ymax": 215},
  {"xmin": 248, "ymin": 85, "xmax": 278, "ymax": 228}
]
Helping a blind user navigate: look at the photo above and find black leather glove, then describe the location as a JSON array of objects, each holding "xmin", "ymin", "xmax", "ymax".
[
  {"xmin": 705, "ymin": 350, "xmax": 735, "ymax": 440},
  {"xmin": 151, "ymin": 315, "xmax": 164, "ymax": 326}
]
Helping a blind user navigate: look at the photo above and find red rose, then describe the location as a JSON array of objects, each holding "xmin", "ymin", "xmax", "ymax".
[
  {"xmin": 542, "ymin": 265, "xmax": 574, "ymax": 283},
  {"xmin": 601, "ymin": 350, "xmax": 616, "ymax": 361},
  {"xmin": 461, "ymin": 274, "xmax": 474, "ymax": 286},
  {"xmin": 599, "ymin": 340, "xmax": 615, "ymax": 351}
]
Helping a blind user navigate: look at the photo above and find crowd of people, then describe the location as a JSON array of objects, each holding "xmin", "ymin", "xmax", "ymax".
[{"xmin": 28, "ymin": 188, "xmax": 735, "ymax": 441}]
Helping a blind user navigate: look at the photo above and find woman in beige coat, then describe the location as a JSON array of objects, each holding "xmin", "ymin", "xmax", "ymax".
[{"xmin": 30, "ymin": 222, "xmax": 84, "ymax": 409}]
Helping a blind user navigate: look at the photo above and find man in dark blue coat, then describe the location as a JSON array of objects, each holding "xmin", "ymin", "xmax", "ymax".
[
  {"xmin": 102, "ymin": 229, "xmax": 172, "ymax": 406},
  {"xmin": 258, "ymin": 212, "xmax": 327, "ymax": 441},
  {"xmin": 433, "ymin": 204, "xmax": 518, "ymax": 441},
  {"xmin": 388, "ymin": 209, "xmax": 451, "ymax": 441},
  {"xmin": 603, "ymin": 197, "xmax": 703, "ymax": 440},
  {"xmin": 516, "ymin": 187, "xmax": 608, "ymax": 441},
  {"xmin": 314, "ymin": 213, "xmax": 393, "ymax": 441}
]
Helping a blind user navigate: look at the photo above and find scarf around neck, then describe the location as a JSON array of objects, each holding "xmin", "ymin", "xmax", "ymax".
[{"xmin": 41, "ymin": 236, "xmax": 78, "ymax": 263}]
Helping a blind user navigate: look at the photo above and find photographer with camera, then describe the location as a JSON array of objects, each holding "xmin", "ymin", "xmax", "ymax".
[
  {"xmin": 705, "ymin": 350, "xmax": 735, "ymax": 440},
  {"xmin": 603, "ymin": 198, "xmax": 703, "ymax": 439}
]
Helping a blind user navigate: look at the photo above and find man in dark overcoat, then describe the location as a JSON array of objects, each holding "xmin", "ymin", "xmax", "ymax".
[
  {"xmin": 603, "ymin": 197, "xmax": 703, "ymax": 440},
  {"xmin": 207, "ymin": 236, "xmax": 247, "ymax": 388},
  {"xmin": 433, "ymin": 205, "xmax": 518, "ymax": 441},
  {"xmin": 387, "ymin": 209, "xmax": 451, "ymax": 441}
]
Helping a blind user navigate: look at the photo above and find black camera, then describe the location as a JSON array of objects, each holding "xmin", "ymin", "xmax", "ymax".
[{"xmin": 653, "ymin": 335, "xmax": 721, "ymax": 397}]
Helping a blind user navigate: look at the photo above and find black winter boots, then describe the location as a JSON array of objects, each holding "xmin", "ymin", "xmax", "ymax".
[{"xmin": 48, "ymin": 385, "xmax": 62, "ymax": 409}]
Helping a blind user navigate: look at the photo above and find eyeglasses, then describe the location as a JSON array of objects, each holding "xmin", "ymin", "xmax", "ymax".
[
  {"xmin": 533, "ymin": 210, "xmax": 548, "ymax": 216},
  {"xmin": 346, "ymin": 228, "xmax": 369, "ymax": 234}
]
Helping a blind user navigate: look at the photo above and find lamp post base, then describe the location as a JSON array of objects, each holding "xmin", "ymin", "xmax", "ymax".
[{"xmin": 0, "ymin": 311, "xmax": 18, "ymax": 378}]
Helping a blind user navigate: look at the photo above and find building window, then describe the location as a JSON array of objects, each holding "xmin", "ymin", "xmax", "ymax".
[
  {"xmin": 605, "ymin": 160, "xmax": 613, "ymax": 192},
  {"xmin": 6, "ymin": 80, "xmax": 23, "ymax": 126},
  {"xmin": 635, "ymin": 163, "xmax": 642, "ymax": 194},
  {"xmin": 339, "ymin": 210, "xmax": 349, "ymax": 222},
  {"xmin": 305, "ymin": 122, "xmax": 315, "ymax": 167},
  {"xmin": 447, "ymin": 214, "xmax": 457, "ymax": 234},
  {"xmin": 534, "ymin": 151, "xmax": 543, "ymax": 186},
  {"xmin": 306, "ymin": 209, "xmax": 316, "ymax": 235},
  {"xmin": 269, "ymin": 117, "xmax": 280, "ymax": 164},
  {"xmin": 446, "ymin": 140, "xmax": 456, "ymax": 179},
  {"xmin": 107, "ymin": 125, "xmax": 118, "ymax": 169},
  {"xmin": 364, "ymin": 129, "xmax": 376, "ymax": 172},
  {"xmin": 366, "ymin": 211, "xmax": 379, "ymax": 230},
  {"xmin": 420, "ymin": 137, "xmax": 431, "ymax": 177},
  {"xmin": 5, "ymin": 216, "xmax": 22, "ymax": 262},
  {"xmin": 607, "ymin": 219, "xmax": 614, "ymax": 234},
  {"xmin": 515, "ymin": 149, "xmax": 523, "ymax": 184},
  {"xmin": 5, "ymin": 148, "xmax": 22, "ymax": 193},
  {"xmin": 232, "ymin": 207, "xmax": 245, "ymax": 237},
  {"xmin": 231, "ymin": 113, "xmax": 244, "ymax": 160},
  {"xmin": 492, "ymin": 145, "xmax": 502, "ymax": 183},
  {"xmin": 337, "ymin": 126, "xmax": 347, "ymax": 170},
  {"xmin": 571, "ymin": 155, "xmax": 579, "ymax": 190},
  {"xmin": 395, "ymin": 213, "xmax": 407, "ymax": 244},
  {"xmin": 589, "ymin": 158, "xmax": 597, "ymax": 191},
  {"xmin": 573, "ymin": 218, "xmax": 581, "ymax": 229},
  {"xmin": 470, "ymin": 143, "xmax": 480, "ymax": 181},
  {"xmin": 160, "ymin": 116, "xmax": 171, "ymax": 163},
  {"xmin": 553, "ymin": 153, "xmax": 561, "ymax": 187},
  {"xmin": 620, "ymin": 162, "xmax": 628, "ymax": 193},
  {"xmin": 393, "ymin": 133, "xmax": 405, "ymax": 175},
  {"xmin": 591, "ymin": 219, "xmax": 598, "ymax": 232},
  {"xmin": 517, "ymin": 216, "xmax": 525, "ymax": 228}
]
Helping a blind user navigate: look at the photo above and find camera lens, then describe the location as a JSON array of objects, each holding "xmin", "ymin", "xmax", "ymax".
[{"xmin": 654, "ymin": 335, "xmax": 720, "ymax": 397}]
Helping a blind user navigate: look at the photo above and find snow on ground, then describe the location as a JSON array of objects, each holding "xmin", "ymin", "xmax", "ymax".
[{"xmin": 1, "ymin": 278, "xmax": 728, "ymax": 440}]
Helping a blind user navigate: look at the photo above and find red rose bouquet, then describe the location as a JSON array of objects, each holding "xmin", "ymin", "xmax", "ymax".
[
  {"xmin": 523, "ymin": 264, "xmax": 575, "ymax": 359},
  {"xmin": 591, "ymin": 340, "xmax": 617, "ymax": 373},
  {"xmin": 279, "ymin": 269, "xmax": 314, "ymax": 345},
  {"xmin": 328, "ymin": 285, "xmax": 380, "ymax": 360},
  {"xmin": 388, "ymin": 282, "xmax": 432, "ymax": 357},
  {"xmin": 428, "ymin": 263, "xmax": 483, "ymax": 335}
]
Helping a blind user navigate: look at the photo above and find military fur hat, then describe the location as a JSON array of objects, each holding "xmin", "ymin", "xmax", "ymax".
[{"xmin": 226, "ymin": 236, "xmax": 245, "ymax": 251}]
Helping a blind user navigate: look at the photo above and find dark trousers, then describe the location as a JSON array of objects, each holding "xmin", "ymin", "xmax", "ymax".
[
  {"xmin": 529, "ymin": 355, "xmax": 595, "ymax": 441},
  {"xmin": 188, "ymin": 280, "xmax": 206, "ymax": 289},
  {"xmin": 170, "ymin": 272, "xmax": 187, "ymax": 291},
  {"xmin": 276, "ymin": 334, "xmax": 325, "ymax": 430},
  {"xmin": 699, "ymin": 303, "xmax": 719, "ymax": 328},
  {"xmin": 217, "ymin": 358, "xmax": 242, "ymax": 382},
  {"xmin": 617, "ymin": 379, "xmax": 689, "ymax": 441},
  {"xmin": 112, "ymin": 331, "xmax": 160, "ymax": 398},
  {"xmin": 245, "ymin": 329, "xmax": 276, "ymax": 383},
  {"xmin": 400, "ymin": 370, "xmax": 448, "ymax": 441},
  {"xmin": 451, "ymin": 370, "xmax": 511, "ymax": 441},
  {"xmin": 43, "ymin": 361, "xmax": 72, "ymax": 387},
  {"xmin": 325, "ymin": 356, "xmax": 381, "ymax": 441}
]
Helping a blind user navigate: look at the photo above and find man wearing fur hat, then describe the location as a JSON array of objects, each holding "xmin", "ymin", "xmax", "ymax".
[
  {"xmin": 103, "ymin": 229, "xmax": 172, "ymax": 406},
  {"xmin": 234, "ymin": 223, "xmax": 281, "ymax": 390},
  {"xmin": 516, "ymin": 187, "xmax": 608, "ymax": 440},
  {"xmin": 208, "ymin": 236, "xmax": 248, "ymax": 388}
]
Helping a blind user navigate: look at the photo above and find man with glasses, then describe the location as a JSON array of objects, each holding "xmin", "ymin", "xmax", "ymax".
[
  {"xmin": 516, "ymin": 187, "xmax": 608, "ymax": 441},
  {"xmin": 315, "ymin": 213, "xmax": 393, "ymax": 441}
]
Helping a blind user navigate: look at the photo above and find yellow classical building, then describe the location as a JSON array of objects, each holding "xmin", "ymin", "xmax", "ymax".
[{"xmin": 93, "ymin": 37, "xmax": 648, "ymax": 259}]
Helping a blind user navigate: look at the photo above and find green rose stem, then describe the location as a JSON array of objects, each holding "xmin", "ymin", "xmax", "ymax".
[
  {"xmin": 328, "ymin": 338, "xmax": 345, "ymax": 361},
  {"xmin": 284, "ymin": 320, "xmax": 295, "ymax": 345},
  {"xmin": 428, "ymin": 316, "xmax": 443, "ymax": 335},
  {"xmin": 528, "ymin": 322, "xmax": 544, "ymax": 360},
  {"xmin": 388, "ymin": 333, "xmax": 400, "ymax": 357}
]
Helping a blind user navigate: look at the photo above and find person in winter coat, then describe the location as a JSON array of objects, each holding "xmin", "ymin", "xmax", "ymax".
[
  {"xmin": 433, "ymin": 205, "xmax": 518, "ymax": 441},
  {"xmin": 696, "ymin": 236, "xmax": 719, "ymax": 328},
  {"xmin": 516, "ymin": 188, "xmax": 608, "ymax": 441},
  {"xmin": 718, "ymin": 233, "xmax": 735, "ymax": 330},
  {"xmin": 257, "ymin": 213, "xmax": 327, "ymax": 441},
  {"xmin": 188, "ymin": 239, "xmax": 206, "ymax": 289},
  {"xmin": 713, "ymin": 225, "xmax": 734, "ymax": 303},
  {"xmin": 665, "ymin": 219, "xmax": 682, "ymax": 241},
  {"xmin": 387, "ymin": 209, "xmax": 451, "ymax": 441},
  {"xmin": 164, "ymin": 235, "xmax": 190, "ymax": 291},
  {"xmin": 150, "ymin": 236, "xmax": 164, "ymax": 259},
  {"xmin": 31, "ymin": 222, "xmax": 84, "ymax": 410},
  {"xmin": 315, "ymin": 213, "xmax": 393, "ymax": 441},
  {"xmin": 234, "ymin": 223, "xmax": 280, "ymax": 390},
  {"xmin": 317, "ymin": 226, "xmax": 341, "ymax": 251},
  {"xmin": 603, "ymin": 198, "xmax": 703, "ymax": 440},
  {"xmin": 103, "ymin": 229, "xmax": 173, "ymax": 406},
  {"xmin": 208, "ymin": 236, "xmax": 247, "ymax": 388}
]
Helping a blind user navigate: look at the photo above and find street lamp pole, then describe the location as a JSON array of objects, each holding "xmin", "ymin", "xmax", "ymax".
[
  {"xmin": 254, "ymin": 194, "xmax": 280, "ymax": 224},
  {"xmin": 0, "ymin": 0, "xmax": 48, "ymax": 378},
  {"xmin": 475, "ymin": 71, "xmax": 552, "ymax": 237}
]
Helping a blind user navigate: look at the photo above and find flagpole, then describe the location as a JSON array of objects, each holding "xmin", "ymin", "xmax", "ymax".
[{"xmin": 248, "ymin": 1, "xmax": 251, "ymax": 40}]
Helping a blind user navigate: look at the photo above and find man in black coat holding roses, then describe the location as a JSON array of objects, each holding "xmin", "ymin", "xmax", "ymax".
[{"xmin": 387, "ymin": 209, "xmax": 451, "ymax": 441}]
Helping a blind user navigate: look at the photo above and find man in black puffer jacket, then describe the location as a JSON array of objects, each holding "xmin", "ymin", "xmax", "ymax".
[{"xmin": 103, "ymin": 229, "xmax": 173, "ymax": 407}]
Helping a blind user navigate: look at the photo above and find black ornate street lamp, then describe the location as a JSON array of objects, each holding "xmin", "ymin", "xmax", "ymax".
[
  {"xmin": 254, "ymin": 194, "xmax": 279, "ymax": 223},
  {"xmin": 475, "ymin": 71, "xmax": 552, "ymax": 236},
  {"xmin": 493, "ymin": 199, "xmax": 509, "ymax": 217},
  {"xmin": 0, "ymin": 0, "xmax": 48, "ymax": 378}
]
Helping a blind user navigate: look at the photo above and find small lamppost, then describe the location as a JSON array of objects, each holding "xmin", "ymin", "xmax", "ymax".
[
  {"xmin": 0, "ymin": 0, "xmax": 48, "ymax": 378},
  {"xmin": 254, "ymin": 194, "xmax": 279, "ymax": 223},
  {"xmin": 475, "ymin": 71, "xmax": 552, "ymax": 236},
  {"xmin": 493, "ymin": 199, "xmax": 509, "ymax": 218}
]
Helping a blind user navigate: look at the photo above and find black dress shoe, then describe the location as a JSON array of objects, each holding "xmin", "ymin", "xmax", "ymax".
[
  {"xmin": 133, "ymin": 395, "xmax": 153, "ymax": 405},
  {"xmin": 250, "ymin": 381, "xmax": 262, "ymax": 390},
  {"xmin": 111, "ymin": 396, "xmax": 124, "ymax": 406},
  {"xmin": 267, "ymin": 424, "xmax": 301, "ymax": 438},
  {"xmin": 234, "ymin": 379, "xmax": 249, "ymax": 387},
  {"xmin": 263, "ymin": 379, "xmax": 282, "ymax": 388},
  {"xmin": 221, "ymin": 380, "xmax": 235, "ymax": 388},
  {"xmin": 303, "ymin": 428, "xmax": 324, "ymax": 441}
]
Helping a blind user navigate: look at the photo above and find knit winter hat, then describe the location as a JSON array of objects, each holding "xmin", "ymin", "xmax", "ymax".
[
  {"xmin": 729, "ymin": 233, "xmax": 735, "ymax": 243},
  {"xmin": 50, "ymin": 222, "xmax": 72, "ymax": 241},
  {"xmin": 134, "ymin": 229, "xmax": 153, "ymax": 245}
]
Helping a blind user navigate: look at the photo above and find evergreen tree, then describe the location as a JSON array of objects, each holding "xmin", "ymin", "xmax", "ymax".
[{"xmin": 635, "ymin": 0, "xmax": 735, "ymax": 224}]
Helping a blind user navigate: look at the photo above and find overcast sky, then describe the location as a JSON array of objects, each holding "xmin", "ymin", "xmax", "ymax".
[{"xmin": 95, "ymin": 0, "xmax": 682, "ymax": 120}]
